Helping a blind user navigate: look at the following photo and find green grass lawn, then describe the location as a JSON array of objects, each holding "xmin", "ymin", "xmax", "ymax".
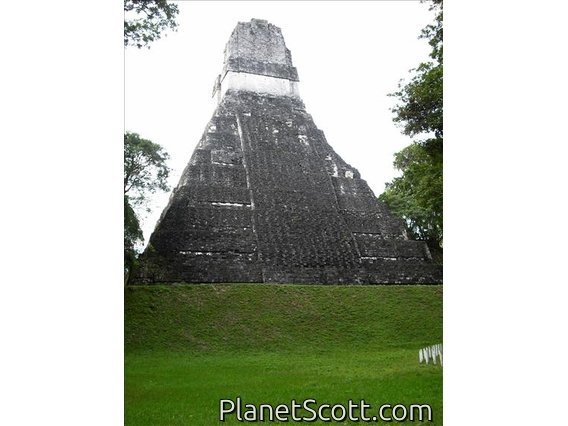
[{"xmin": 125, "ymin": 284, "xmax": 443, "ymax": 425}]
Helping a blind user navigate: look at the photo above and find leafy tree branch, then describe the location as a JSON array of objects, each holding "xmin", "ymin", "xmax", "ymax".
[
  {"xmin": 380, "ymin": 0, "xmax": 443, "ymax": 260},
  {"xmin": 124, "ymin": 132, "xmax": 171, "ymax": 280},
  {"xmin": 124, "ymin": 0, "xmax": 179, "ymax": 49}
]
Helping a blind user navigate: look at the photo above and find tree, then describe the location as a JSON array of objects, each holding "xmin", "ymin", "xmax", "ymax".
[
  {"xmin": 380, "ymin": 0, "xmax": 443, "ymax": 259},
  {"xmin": 380, "ymin": 144, "xmax": 442, "ymax": 244},
  {"xmin": 124, "ymin": 194, "xmax": 143, "ymax": 282},
  {"xmin": 124, "ymin": 132, "xmax": 170, "ymax": 280},
  {"xmin": 124, "ymin": 0, "xmax": 180, "ymax": 49},
  {"xmin": 390, "ymin": 0, "xmax": 442, "ymax": 141},
  {"xmin": 124, "ymin": 132, "xmax": 171, "ymax": 201}
]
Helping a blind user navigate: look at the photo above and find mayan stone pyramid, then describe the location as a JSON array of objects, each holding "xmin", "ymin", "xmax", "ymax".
[{"xmin": 134, "ymin": 19, "xmax": 442, "ymax": 284}]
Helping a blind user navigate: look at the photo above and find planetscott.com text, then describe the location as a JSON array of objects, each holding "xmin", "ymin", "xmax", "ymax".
[{"xmin": 220, "ymin": 397, "xmax": 433, "ymax": 422}]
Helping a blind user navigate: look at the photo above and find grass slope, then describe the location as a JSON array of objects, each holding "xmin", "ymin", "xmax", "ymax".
[
  {"xmin": 125, "ymin": 284, "xmax": 442, "ymax": 353},
  {"xmin": 125, "ymin": 284, "xmax": 443, "ymax": 425}
]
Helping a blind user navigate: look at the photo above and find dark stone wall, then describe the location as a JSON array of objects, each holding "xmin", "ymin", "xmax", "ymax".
[{"xmin": 134, "ymin": 91, "xmax": 442, "ymax": 284}]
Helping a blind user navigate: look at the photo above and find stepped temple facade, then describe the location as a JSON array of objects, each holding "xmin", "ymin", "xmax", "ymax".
[{"xmin": 134, "ymin": 19, "xmax": 442, "ymax": 284}]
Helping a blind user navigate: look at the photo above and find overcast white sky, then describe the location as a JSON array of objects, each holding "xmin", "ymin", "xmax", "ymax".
[{"xmin": 125, "ymin": 0, "xmax": 437, "ymax": 241}]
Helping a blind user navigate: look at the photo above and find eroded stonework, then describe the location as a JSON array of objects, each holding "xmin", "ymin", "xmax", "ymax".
[{"xmin": 133, "ymin": 19, "xmax": 442, "ymax": 284}]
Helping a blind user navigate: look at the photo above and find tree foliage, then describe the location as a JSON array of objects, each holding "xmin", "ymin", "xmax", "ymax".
[
  {"xmin": 124, "ymin": 132, "xmax": 170, "ymax": 202},
  {"xmin": 124, "ymin": 132, "xmax": 170, "ymax": 279},
  {"xmin": 124, "ymin": 195, "xmax": 143, "ymax": 279},
  {"xmin": 124, "ymin": 0, "xmax": 179, "ymax": 49},
  {"xmin": 381, "ymin": 145, "xmax": 442, "ymax": 243},
  {"xmin": 380, "ymin": 0, "xmax": 443, "ymax": 257},
  {"xmin": 390, "ymin": 0, "xmax": 443, "ymax": 140}
]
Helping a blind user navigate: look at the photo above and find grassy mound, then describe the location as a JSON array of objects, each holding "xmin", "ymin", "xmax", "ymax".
[
  {"xmin": 125, "ymin": 284, "xmax": 442, "ymax": 353},
  {"xmin": 125, "ymin": 284, "xmax": 443, "ymax": 425}
]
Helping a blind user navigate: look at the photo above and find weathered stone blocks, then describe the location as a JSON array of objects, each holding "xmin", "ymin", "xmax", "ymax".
[{"xmin": 133, "ymin": 19, "xmax": 442, "ymax": 285}]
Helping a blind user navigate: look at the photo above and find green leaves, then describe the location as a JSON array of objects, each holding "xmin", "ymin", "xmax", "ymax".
[
  {"xmin": 390, "ymin": 1, "xmax": 442, "ymax": 140},
  {"xmin": 124, "ymin": 0, "xmax": 180, "ymax": 49},
  {"xmin": 125, "ymin": 195, "xmax": 144, "ymax": 276},
  {"xmin": 381, "ymin": 1, "xmax": 443, "ymax": 258},
  {"xmin": 124, "ymin": 132, "xmax": 171, "ymax": 202},
  {"xmin": 380, "ymin": 143, "xmax": 442, "ymax": 247},
  {"xmin": 123, "ymin": 0, "xmax": 177, "ymax": 277},
  {"xmin": 124, "ymin": 132, "xmax": 171, "ymax": 278},
  {"xmin": 389, "ymin": 61, "xmax": 442, "ymax": 139}
]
